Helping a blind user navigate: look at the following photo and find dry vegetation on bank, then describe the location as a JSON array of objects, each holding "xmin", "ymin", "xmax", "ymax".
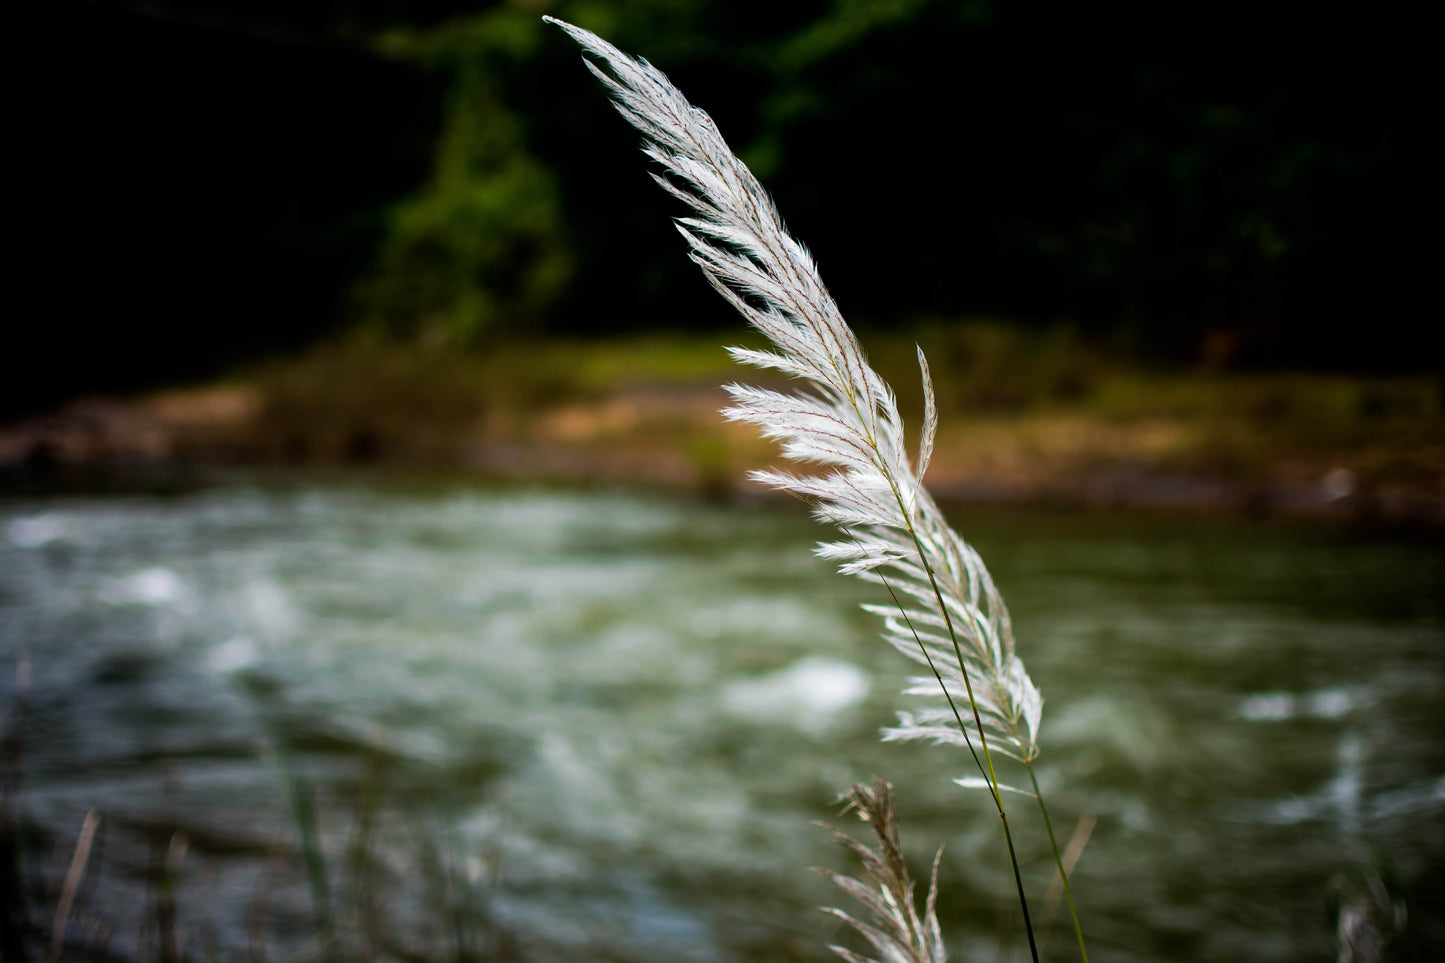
[{"xmin": 3, "ymin": 328, "xmax": 1441, "ymax": 524}]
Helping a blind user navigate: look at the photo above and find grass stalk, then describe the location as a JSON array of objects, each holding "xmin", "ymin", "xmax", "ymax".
[
  {"xmin": 48, "ymin": 809, "xmax": 100, "ymax": 963},
  {"xmin": 1026, "ymin": 764, "xmax": 1089, "ymax": 962},
  {"xmin": 244, "ymin": 682, "xmax": 334, "ymax": 952},
  {"xmin": 867, "ymin": 507, "xmax": 1041, "ymax": 963},
  {"xmin": 280, "ymin": 752, "xmax": 333, "ymax": 950},
  {"xmin": 818, "ymin": 778, "xmax": 948, "ymax": 963},
  {"xmin": 547, "ymin": 17, "xmax": 1084, "ymax": 960},
  {"xmin": 894, "ymin": 515, "xmax": 1039, "ymax": 960}
]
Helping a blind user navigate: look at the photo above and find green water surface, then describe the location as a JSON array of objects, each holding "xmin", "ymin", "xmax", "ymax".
[{"xmin": 1, "ymin": 483, "xmax": 1440, "ymax": 961}]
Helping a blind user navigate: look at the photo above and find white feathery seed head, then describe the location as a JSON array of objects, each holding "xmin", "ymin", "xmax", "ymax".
[
  {"xmin": 547, "ymin": 16, "xmax": 1043, "ymax": 767},
  {"xmin": 818, "ymin": 779, "xmax": 948, "ymax": 963}
]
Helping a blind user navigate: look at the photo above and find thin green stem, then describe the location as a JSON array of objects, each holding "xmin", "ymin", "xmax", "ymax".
[
  {"xmin": 873, "ymin": 469, "xmax": 1038, "ymax": 962},
  {"xmin": 849, "ymin": 518, "xmax": 1039, "ymax": 963},
  {"xmin": 902, "ymin": 525, "xmax": 1038, "ymax": 963},
  {"xmin": 824, "ymin": 320, "xmax": 1040, "ymax": 962},
  {"xmin": 996, "ymin": 802, "xmax": 1040, "ymax": 963},
  {"xmin": 1027, "ymin": 762, "xmax": 1089, "ymax": 963}
]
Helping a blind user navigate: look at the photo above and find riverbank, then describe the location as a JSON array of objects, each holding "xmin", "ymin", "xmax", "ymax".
[{"xmin": 4, "ymin": 331, "xmax": 1442, "ymax": 526}]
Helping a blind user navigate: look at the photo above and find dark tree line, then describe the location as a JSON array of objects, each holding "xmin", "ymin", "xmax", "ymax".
[{"xmin": 11, "ymin": 0, "xmax": 1428, "ymax": 418}]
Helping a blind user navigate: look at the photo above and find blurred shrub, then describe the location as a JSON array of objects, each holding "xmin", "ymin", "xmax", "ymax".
[
  {"xmin": 870, "ymin": 321, "xmax": 1102, "ymax": 416},
  {"xmin": 357, "ymin": 9, "xmax": 572, "ymax": 345}
]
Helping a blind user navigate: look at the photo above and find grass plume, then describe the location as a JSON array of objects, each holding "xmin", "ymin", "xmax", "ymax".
[
  {"xmin": 818, "ymin": 779, "xmax": 947, "ymax": 963},
  {"xmin": 546, "ymin": 16, "xmax": 1086, "ymax": 960}
]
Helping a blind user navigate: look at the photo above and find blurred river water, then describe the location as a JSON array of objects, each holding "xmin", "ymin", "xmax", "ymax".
[{"xmin": 1, "ymin": 482, "xmax": 1442, "ymax": 961}]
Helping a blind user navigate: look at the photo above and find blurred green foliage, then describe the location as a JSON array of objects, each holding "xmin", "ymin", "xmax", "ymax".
[
  {"xmin": 339, "ymin": 0, "xmax": 1414, "ymax": 365},
  {"xmin": 359, "ymin": 8, "xmax": 572, "ymax": 344},
  {"xmin": 18, "ymin": 0, "xmax": 1427, "ymax": 420}
]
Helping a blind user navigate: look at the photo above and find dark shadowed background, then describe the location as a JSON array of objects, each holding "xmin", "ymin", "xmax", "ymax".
[
  {"xmin": 12, "ymin": 0, "xmax": 1431, "ymax": 420},
  {"xmin": 4, "ymin": 6, "xmax": 1443, "ymax": 962}
]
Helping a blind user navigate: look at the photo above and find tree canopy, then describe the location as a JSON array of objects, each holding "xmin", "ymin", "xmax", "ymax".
[{"xmin": 14, "ymin": 0, "xmax": 1426, "ymax": 417}]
